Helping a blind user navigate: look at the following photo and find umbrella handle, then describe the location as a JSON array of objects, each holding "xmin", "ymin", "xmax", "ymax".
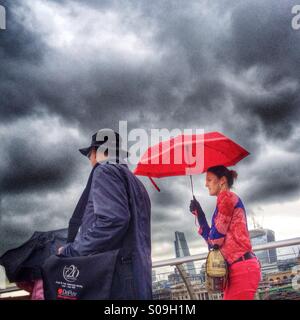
[{"xmin": 149, "ymin": 177, "xmax": 161, "ymax": 192}]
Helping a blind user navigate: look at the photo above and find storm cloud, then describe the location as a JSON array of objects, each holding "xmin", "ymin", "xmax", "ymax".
[{"xmin": 0, "ymin": 0, "xmax": 300, "ymax": 259}]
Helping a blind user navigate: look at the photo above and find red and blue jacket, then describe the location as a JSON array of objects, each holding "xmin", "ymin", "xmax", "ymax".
[{"xmin": 196, "ymin": 191, "xmax": 253, "ymax": 265}]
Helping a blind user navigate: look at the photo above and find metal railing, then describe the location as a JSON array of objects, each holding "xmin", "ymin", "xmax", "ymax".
[
  {"xmin": 152, "ymin": 237, "xmax": 300, "ymax": 300},
  {"xmin": 152, "ymin": 237, "xmax": 300, "ymax": 268},
  {"xmin": 1, "ymin": 237, "xmax": 300, "ymax": 299}
]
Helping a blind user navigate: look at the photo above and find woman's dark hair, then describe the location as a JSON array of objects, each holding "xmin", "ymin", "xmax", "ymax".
[{"xmin": 207, "ymin": 165, "xmax": 238, "ymax": 188}]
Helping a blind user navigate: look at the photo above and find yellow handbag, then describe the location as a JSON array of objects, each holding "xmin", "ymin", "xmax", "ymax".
[{"xmin": 205, "ymin": 248, "xmax": 228, "ymax": 293}]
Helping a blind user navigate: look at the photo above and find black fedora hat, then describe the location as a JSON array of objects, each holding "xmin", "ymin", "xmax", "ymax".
[{"xmin": 79, "ymin": 129, "xmax": 129, "ymax": 158}]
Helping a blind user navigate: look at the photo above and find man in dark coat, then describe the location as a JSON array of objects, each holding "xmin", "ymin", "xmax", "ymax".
[{"xmin": 58, "ymin": 129, "xmax": 152, "ymax": 300}]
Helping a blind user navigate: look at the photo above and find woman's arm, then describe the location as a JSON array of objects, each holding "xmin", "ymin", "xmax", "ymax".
[
  {"xmin": 207, "ymin": 191, "xmax": 235, "ymax": 248},
  {"xmin": 190, "ymin": 197, "xmax": 211, "ymax": 241}
]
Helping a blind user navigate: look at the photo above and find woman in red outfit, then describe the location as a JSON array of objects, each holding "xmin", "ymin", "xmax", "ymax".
[{"xmin": 189, "ymin": 165, "xmax": 261, "ymax": 300}]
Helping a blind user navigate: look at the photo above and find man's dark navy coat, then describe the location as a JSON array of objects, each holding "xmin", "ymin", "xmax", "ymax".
[{"xmin": 60, "ymin": 160, "xmax": 152, "ymax": 300}]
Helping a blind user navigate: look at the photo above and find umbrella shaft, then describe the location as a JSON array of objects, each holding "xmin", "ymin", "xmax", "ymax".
[{"xmin": 190, "ymin": 175, "xmax": 194, "ymax": 197}]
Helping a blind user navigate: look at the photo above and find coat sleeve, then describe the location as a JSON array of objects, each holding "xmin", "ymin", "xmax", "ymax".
[
  {"xmin": 196, "ymin": 212, "xmax": 211, "ymax": 241},
  {"xmin": 207, "ymin": 191, "xmax": 235, "ymax": 249},
  {"xmin": 60, "ymin": 165, "xmax": 130, "ymax": 257}
]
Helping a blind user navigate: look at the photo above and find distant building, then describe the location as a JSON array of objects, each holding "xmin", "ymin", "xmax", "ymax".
[
  {"xmin": 199, "ymin": 263, "xmax": 206, "ymax": 283},
  {"xmin": 152, "ymin": 280, "xmax": 172, "ymax": 300},
  {"xmin": 168, "ymin": 270, "xmax": 182, "ymax": 284},
  {"xmin": 174, "ymin": 231, "xmax": 196, "ymax": 276},
  {"xmin": 260, "ymin": 262, "xmax": 279, "ymax": 276},
  {"xmin": 250, "ymin": 229, "xmax": 277, "ymax": 265},
  {"xmin": 265, "ymin": 269, "xmax": 296, "ymax": 286},
  {"xmin": 153, "ymin": 287, "xmax": 172, "ymax": 300},
  {"xmin": 277, "ymin": 257, "xmax": 299, "ymax": 272},
  {"xmin": 170, "ymin": 280, "xmax": 222, "ymax": 300}
]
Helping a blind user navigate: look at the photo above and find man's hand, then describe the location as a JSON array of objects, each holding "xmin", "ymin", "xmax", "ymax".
[{"xmin": 57, "ymin": 247, "xmax": 64, "ymax": 255}]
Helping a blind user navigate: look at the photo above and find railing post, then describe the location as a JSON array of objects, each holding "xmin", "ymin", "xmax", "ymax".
[{"xmin": 175, "ymin": 263, "xmax": 198, "ymax": 300}]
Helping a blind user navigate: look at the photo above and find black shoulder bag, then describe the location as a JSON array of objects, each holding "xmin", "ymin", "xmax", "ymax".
[{"xmin": 41, "ymin": 164, "xmax": 131, "ymax": 300}]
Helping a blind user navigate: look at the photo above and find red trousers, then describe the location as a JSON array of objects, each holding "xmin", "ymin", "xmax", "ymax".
[{"xmin": 223, "ymin": 258, "xmax": 261, "ymax": 300}]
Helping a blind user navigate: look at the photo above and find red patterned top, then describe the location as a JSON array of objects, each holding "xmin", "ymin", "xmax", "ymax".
[{"xmin": 197, "ymin": 190, "xmax": 253, "ymax": 264}]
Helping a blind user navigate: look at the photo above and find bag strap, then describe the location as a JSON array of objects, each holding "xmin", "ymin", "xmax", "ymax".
[
  {"xmin": 110, "ymin": 164, "xmax": 135, "ymax": 259},
  {"xmin": 67, "ymin": 163, "xmax": 100, "ymax": 243}
]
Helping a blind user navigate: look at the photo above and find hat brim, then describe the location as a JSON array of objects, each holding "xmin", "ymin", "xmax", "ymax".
[
  {"xmin": 79, "ymin": 146, "xmax": 92, "ymax": 157},
  {"xmin": 79, "ymin": 146, "xmax": 130, "ymax": 158}
]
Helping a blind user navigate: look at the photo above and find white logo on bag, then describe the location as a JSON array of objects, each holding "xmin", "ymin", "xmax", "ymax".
[{"xmin": 63, "ymin": 265, "xmax": 80, "ymax": 282}]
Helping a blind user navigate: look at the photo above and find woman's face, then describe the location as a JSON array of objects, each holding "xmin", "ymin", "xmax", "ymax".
[{"xmin": 205, "ymin": 172, "xmax": 226, "ymax": 196}]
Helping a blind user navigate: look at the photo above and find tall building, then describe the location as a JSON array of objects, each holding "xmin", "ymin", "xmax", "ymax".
[
  {"xmin": 249, "ymin": 229, "xmax": 277, "ymax": 265},
  {"xmin": 174, "ymin": 231, "xmax": 196, "ymax": 276}
]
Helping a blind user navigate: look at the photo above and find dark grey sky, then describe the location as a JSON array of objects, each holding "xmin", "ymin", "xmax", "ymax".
[{"xmin": 0, "ymin": 0, "xmax": 300, "ymax": 260}]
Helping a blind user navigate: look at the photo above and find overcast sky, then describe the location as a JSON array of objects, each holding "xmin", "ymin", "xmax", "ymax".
[{"xmin": 0, "ymin": 0, "xmax": 300, "ymax": 263}]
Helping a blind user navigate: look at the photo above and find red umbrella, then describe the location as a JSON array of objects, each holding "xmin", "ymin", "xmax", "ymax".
[{"xmin": 133, "ymin": 131, "xmax": 249, "ymax": 192}]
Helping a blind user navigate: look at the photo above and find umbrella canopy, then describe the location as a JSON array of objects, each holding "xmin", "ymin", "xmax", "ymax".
[
  {"xmin": 134, "ymin": 131, "xmax": 249, "ymax": 191},
  {"xmin": 0, "ymin": 229, "xmax": 67, "ymax": 283}
]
